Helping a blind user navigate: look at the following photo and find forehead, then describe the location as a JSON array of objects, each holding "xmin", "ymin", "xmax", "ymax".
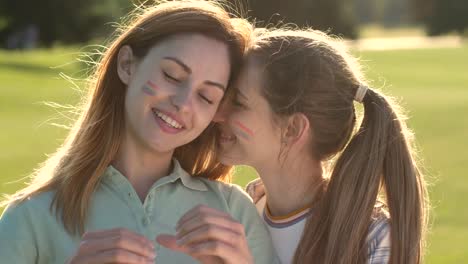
[
  {"xmin": 235, "ymin": 59, "xmax": 264, "ymax": 98},
  {"xmin": 143, "ymin": 33, "xmax": 230, "ymax": 71},
  {"xmin": 235, "ymin": 60, "xmax": 280, "ymax": 128}
]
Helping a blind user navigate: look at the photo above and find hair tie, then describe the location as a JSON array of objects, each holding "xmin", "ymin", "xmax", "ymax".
[{"xmin": 355, "ymin": 84, "xmax": 368, "ymax": 103}]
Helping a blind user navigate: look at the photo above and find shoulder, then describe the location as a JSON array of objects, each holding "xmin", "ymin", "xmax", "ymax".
[
  {"xmin": 0, "ymin": 191, "xmax": 57, "ymax": 235},
  {"xmin": 0, "ymin": 191, "xmax": 57, "ymax": 261},
  {"xmin": 367, "ymin": 203, "xmax": 391, "ymax": 244},
  {"xmin": 367, "ymin": 217, "xmax": 390, "ymax": 244},
  {"xmin": 198, "ymin": 179, "xmax": 263, "ymax": 224},
  {"xmin": 1, "ymin": 191, "xmax": 55, "ymax": 221},
  {"xmin": 198, "ymin": 178, "xmax": 253, "ymax": 206}
]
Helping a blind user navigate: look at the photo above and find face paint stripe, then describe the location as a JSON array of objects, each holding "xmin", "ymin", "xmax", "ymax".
[
  {"xmin": 233, "ymin": 120, "xmax": 254, "ymax": 137},
  {"xmin": 147, "ymin": 80, "xmax": 159, "ymax": 90},
  {"xmin": 142, "ymin": 80, "xmax": 159, "ymax": 96},
  {"xmin": 234, "ymin": 128, "xmax": 251, "ymax": 140},
  {"xmin": 142, "ymin": 84, "xmax": 156, "ymax": 96}
]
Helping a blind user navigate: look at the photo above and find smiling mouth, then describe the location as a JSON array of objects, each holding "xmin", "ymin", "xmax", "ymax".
[{"xmin": 152, "ymin": 108, "xmax": 184, "ymax": 129}]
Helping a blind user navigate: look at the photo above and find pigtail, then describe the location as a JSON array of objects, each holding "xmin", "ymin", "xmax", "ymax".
[
  {"xmin": 295, "ymin": 88, "xmax": 427, "ymax": 264},
  {"xmin": 363, "ymin": 89, "xmax": 428, "ymax": 263}
]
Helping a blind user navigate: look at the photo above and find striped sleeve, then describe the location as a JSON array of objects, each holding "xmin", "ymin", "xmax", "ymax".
[{"xmin": 367, "ymin": 218, "xmax": 391, "ymax": 264}]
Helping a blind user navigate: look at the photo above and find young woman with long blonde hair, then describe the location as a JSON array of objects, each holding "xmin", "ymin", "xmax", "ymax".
[{"xmin": 0, "ymin": 1, "xmax": 278, "ymax": 263}]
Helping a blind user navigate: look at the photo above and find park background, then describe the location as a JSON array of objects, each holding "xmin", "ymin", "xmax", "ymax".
[{"xmin": 1, "ymin": 0, "xmax": 467, "ymax": 262}]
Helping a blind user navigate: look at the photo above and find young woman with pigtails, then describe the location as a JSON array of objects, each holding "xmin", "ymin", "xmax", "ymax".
[{"xmin": 164, "ymin": 28, "xmax": 429, "ymax": 264}]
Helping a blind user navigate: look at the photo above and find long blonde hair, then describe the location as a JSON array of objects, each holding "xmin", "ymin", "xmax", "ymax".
[
  {"xmin": 249, "ymin": 29, "xmax": 429, "ymax": 263},
  {"xmin": 2, "ymin": 0, "xmax": 252, "ymax": 236}
]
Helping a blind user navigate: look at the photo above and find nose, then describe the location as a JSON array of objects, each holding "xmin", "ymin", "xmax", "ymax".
[{"xmin": 171, "ymin": 87, "xmax": 193, "ymax": 113}]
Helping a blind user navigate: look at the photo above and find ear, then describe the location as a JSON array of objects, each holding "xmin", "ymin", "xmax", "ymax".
[
  {"xmin": 282, "ymin": 113, "xmax": 310, "ymax": 147},
  {"xmin": 117, "ymin": 45, "xmax": 135, "ymax": 85}
]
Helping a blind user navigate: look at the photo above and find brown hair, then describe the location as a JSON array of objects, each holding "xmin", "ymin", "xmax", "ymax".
[
  {"xmin": 2, "ymin": 0, "xmax": 252, "ymax": 235},
  {"xmin": 248, "ymin": 29, "xmax": 428, "ymax": 263}
]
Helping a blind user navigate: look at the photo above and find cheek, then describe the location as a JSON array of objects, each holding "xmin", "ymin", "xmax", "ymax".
[
  {"xmin": 227, "ymin": 114, "xmax": 256, "ymax": 141},
  {"xmin": 141, "ymin": 80, "xmax": 160, "ymax": 96},
  {"xmin": 193, "ymin": 105, "xmax": 217, "ymax": 129},
  {"xmin": 232, "ymin": 120, "xmax": 255, "ymax": 140}
]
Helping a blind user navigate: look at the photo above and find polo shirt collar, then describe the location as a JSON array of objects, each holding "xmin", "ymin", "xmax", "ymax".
[{"xmin": 102, "ymin": 159, "xmax": 208, "ymax": 192}]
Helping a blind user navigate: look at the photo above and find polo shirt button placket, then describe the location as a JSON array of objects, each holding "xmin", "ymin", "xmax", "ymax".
[{"xmin": 142, "ymin": 216, "xmax": 150, "ymax": 226}]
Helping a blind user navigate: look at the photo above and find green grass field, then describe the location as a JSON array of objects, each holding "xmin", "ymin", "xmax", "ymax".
[{"xmin": 1, "ymin": 44, "xmax": 467, "ymax": 262}]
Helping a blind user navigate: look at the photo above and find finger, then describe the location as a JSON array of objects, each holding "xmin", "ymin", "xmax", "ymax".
[
  {"xmin": 83, "ymin": 228, "xmax": 154, "ymax": 246},
  {"xmin": 156, "ymin": 235, "xmax": 241, "ymax": 264},
  {"xmin": 177, "ymin": 224, "xmax": 241, "ymax": 248},
  {"xmin": 156, "ymin": 234, "xmax": 190, "ymax": 254},
  {"xmin": 78, "ymin": 233, "xmax": 156, "ymax": 259},
  {"xmin": 177, "ymin": 213, "xmax": 240, "ymax": 239},
  {"xmin": 77, "ymin": 248, "xmax": 155, "ymax": 264},
  {"xmin": 188, "ymin": 240, "xmax": 237, "ymax": 260},
  {"xmin": 177, "ymin": 205, "xmax": 230, "ymax": 229},
  {"xmin": 257, "ymin": 183, "xmax": 265, "ymax": 195}
]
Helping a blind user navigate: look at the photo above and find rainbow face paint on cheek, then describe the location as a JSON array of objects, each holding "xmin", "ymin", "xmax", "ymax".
[
  {"xmin": 142, "ymin": 80, "xmax": 159, "ymax": 96},
  {"xmin": 233, "ymin": 120, "xmax": 254, "ymax": 140}
]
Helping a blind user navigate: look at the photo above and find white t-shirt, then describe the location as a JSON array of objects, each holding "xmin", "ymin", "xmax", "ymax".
[{"xmin": 247, "ymin": 179, "xmax": 391, "ymax": 264}]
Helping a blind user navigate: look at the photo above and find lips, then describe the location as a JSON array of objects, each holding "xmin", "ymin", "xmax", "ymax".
[
  {"xmin": 220, "ymin": 133, "xmax": 235, "ymax": 141},
  {"xmin": 152, "ymin": 109, "xmax": 183, "ymax": 129},
  {"xmin": 217, "ymin": 126, "xmax": 237, "ymax": 144},
  {"xmin": 151, "ymin": 108, "xmax": 187, "ymax": 134}
]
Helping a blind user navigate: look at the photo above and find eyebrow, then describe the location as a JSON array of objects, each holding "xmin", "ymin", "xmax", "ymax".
[
  {"xmin": 205, "ymin": 81, "xmax": 226, "ymax": 91},
  {"xmin": 163, "ymin": 56, "xmax": 191, "ymax": 73},
  {"xmin": 163, "ymin": 56, "xmax": 226, "ymax": 91}
]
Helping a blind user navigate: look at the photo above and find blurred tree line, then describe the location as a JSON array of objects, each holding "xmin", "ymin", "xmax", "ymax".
[
  {"xmin": 0, "ymin": 0, "xmax": 466, "ymax": 48},
  {"xmin": 412, "ymin": 0, "xmax": 468, "ymax": 36},
  {"xmin": 0, "ymin": 0, "xmax": 132, "ymax": 48}
]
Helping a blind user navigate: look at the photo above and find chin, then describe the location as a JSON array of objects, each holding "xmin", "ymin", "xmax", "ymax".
[
  {"xmin": 146, "ymin": 140, "xmax": 177, "ymax": 154},
  {"xmin": 218, "ymin": 153, "xmax": 244, "ymax": 166}
]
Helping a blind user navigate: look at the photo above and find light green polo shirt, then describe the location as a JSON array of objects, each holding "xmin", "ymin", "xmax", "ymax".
[{"xmin": 0, "ymin": 160, "xmax": 278, "ymax": 263}]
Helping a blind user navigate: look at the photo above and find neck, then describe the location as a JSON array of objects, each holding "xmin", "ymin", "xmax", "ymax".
[
  {"xmin": 255, "ymin": 154, "xmax": 324, "ymax": 217},
  {"xmin": 112, "ymin": 132, "xmax": 174, "ymax": 202}
]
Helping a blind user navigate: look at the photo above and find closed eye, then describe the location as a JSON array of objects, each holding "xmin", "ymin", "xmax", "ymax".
[
  {"xmin": 163, "ymin": 71, "xmax": 180, "ymax": 83},
  {"xmin": 199, "ymin": 93, "xmax": 213, "ymax": 104}
]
